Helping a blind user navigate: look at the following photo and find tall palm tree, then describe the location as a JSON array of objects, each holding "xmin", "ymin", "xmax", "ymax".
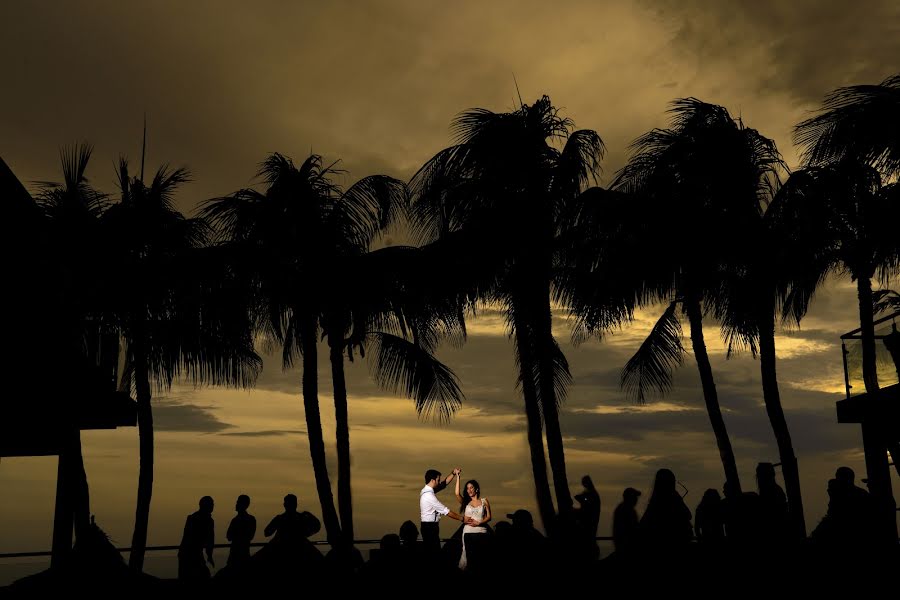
[
  {"xmin": 204, "ymin": 154, "xmax": 424, "ymax": 546},
  {"xmin": 36, "ymin": 143, "xmax": 109, "ymax": 562},
  {"xmin": 105, "ymin": 159, "xmax": 260, "ymax": 571},
  {"xmin": 713, "ymin": 169, "xmax": 844, "ymax": 540},
  {"xmin": 796, "ymin": 74, "xmax": 900, "ymax": 541},
  {"xmin": 409, "ymin": 96, "xmax": 604, "ymax": 527},
  {"xmin": 612, "ymin": 99, "xmax": 787, "ymax": 494},
  {"xmin": 318, "ymin": 235, "xmax": 468, "ymax": 547},
  {"xmin": 790, "ymin": 159, "xmax": 899, "ymax": 540}
]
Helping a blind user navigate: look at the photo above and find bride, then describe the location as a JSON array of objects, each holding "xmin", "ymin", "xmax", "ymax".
[{"xmin": 455, "ymin": 477, "xmax": 492, "ymax": 572}]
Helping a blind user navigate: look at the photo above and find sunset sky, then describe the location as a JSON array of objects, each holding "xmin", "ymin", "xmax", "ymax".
[{"xmin": 2, "ymin": 0, "xmax": 898, "ymax": 581}]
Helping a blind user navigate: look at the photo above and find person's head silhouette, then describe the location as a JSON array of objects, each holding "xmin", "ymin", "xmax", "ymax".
[
  {"xmin": 506, "ymin": 509, "xmax": 534, "ymax": 528},
  {"xmin": 653, "ymin": 468, "xmax": 677, "ymax": 495},
  {"xmin": 199, "ymin": 496, "xmax": 214, "ymax": 514},
  {"xmin": 835, "ymin": 466, "xmax": 855, "ymax": 486},
  {"xmin": 236, "ymin": 494, "xmax": 250, "ymax": 512},
  {"xmin": 399, "ymin": 520, "xmax": 419, "ymax": 545},
  {"xmin": 623, "ymin": 487, "xmax": 641, "ymax": 507},
  {"xmin": 284, "ymin": 493, "xmax": 298, "ymax": 512}
]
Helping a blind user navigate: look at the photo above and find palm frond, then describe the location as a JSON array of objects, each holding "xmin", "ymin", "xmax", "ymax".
[
  {"xmin": 367, "ymin": 332, "xmax": 464, "ymax": 423},
  {"xmin": 553, "ymin": 129, "xmax": 605, "ymax": 199},
  {"xmin": 794, "ymin": 73, "xmax": 900, "ymax": 176},
  {"xmin": 621, "ymin": 301, "xmax": 684, "ymax": 404},
  {"xmin": 873, "ymin": 289, "xmax": 900, "ymax": 315},
  {"xmin": 336, "ymin": 175, "xmax": 408, "ymax": 249}
]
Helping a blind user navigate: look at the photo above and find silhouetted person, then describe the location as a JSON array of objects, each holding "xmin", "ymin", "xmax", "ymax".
[
  {"xmin": 178, "ymin": 496, "xmax": 215, "ymax": 582},
  {"xmin": 639, "ymin": 469, "xmax": 692, "ymax": 554},
  {"xmin": 721, "ymin": 479, "xmax": 759, "ymax": 544},
  {"xmin": 694, "ymin": 488, "xmax": 724, "ymax": 545},
  {"xmin": 756, "ymin": 462, "xmax": 788, "ymax": 544},
  {"xmin": 254, "ymin": 493, "xmax": 322, "ymax": 577},
  {"xmin": 226, "ymin": 494, "xmax": 256, "ymax": 568},
  {"xmin": 505, "ymin": 509, "xmax": 548, "ymax": 571},
  {"xmin": 833, "ymin": 466, "xmax": 877, "ymax": 546},
  {"xmin": 399, "ymin": 519, "xmax": 420, "ymax": 548},
  {"xmin": 574, "ymin": 474, "xmax": 601, "ymax": 561},
  {"xmin": 419, "ymin": 467, "xmax": 464, "ymax": 557},
  {"xmin": 263, "ymin": 494, "xmax": 320, "ymax": 546},
  {"xmin": 398, "ymin": 519, "xmax": 424, "ymax": 571},
  {"xmin": 612, "ymin": 487, "xmax": 641, "ymax": 557}
]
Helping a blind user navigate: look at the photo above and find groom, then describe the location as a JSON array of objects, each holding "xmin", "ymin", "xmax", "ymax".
[{"xmin": 419, "ymin": 467, "xmax": 464, "ymax": 555}]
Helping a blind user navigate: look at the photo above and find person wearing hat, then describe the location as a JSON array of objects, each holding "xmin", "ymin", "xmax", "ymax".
[
  {"xmin": 613, "ymin": 487, "xmax": 641, "ymax": 556},
  {"xmin": 506, "ymin": 508, "xmax": 534, "ymax": 526},
  {"xmin": 503, "ymin": 509, "xmax": 547, "ymax": 570}
]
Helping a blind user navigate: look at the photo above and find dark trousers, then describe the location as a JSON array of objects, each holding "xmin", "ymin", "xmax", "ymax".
[{"xmin": 421, "ymin": 521, "xmax": 441, "ymax": 556}]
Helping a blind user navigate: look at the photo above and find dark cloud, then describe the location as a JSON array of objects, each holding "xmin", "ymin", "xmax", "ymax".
[
  {"xmin": 644, "ymin": 0, "xmax": 900, "ymax": 104},
  {"xmin": 218, "ymin": 429, "xmax": 305, "ymax": 437},
  {"xmin": 152, "ymin": 399, "xmax": 233, "ymax": 433}
]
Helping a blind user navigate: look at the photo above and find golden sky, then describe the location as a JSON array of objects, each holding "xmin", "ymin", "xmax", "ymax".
[{"xmin": 1, "ymin": 0, "xmax": 898, "ymax": 581}]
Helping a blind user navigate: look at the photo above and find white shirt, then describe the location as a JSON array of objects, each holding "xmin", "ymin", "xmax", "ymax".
[{"xmin": 420, "ymin": 484, "xmax": 450, "ymax": 522}]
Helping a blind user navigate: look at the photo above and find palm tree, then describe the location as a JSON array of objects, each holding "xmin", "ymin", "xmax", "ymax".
[
  {"xmin": 794, "ymin": 73, "xmax": 900, "ymax": 178},
  {"xmin": 204, "ymin": 154, "xmax": 427, "ymax": 546},
  {"xmin": 319, "ymin": 233, "xmax": 468, "ymax": 548},
  {"xmin": 791, "ymin": 159, "xmax": 899, "ymax": 540},
  {"xmin": 104, "ymin": 159, "xmax": 260, "ymax": 571},
  {"xmin": 713, "ymin": 169, "xmax": 846, "ymax": 540},
  {"xmin": 796, "ymin": 75, "xmax": 900, "ymax": 541},
  {"xmin": 612, "ymin": 99, "xmax": 788, "ymax": 494},
  {"xmin": 409, "ymin": 96, "xmax": 604, "ymax": 527},
  {"xmin": 36, "ymin": 143, "xmax": 109, "ymax": 562}
]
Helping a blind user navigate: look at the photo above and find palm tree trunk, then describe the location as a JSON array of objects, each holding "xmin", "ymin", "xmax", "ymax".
[
  {"xmin": 535, "ymin": 291, "xmax": 572, "ymax": 517},
  {"xmin": 684, "ymin": 297, "xmax": 741, "ymax": 492},
  {"xmin": 300, "ymin": 319, "xmax": 341, "ymax": 544},
  {"xmin": 70, "ymin": 429, "xmax": 91, "ymax": 542},
  {"xmin": 129, "ymin": 333, "xmax": 153, "ymax": 571},
  {"xmin": 758, "ymin": 307, "xmax": 806, "ymax": 539},
  {"xmin": 513, "ymin": 314, "xmax": 556, "ymax": 531},
  {"xmin": 856, "ymin": 275, "xmax": 898, "ymax": 542},
  {"xmin": 51, "ymin": 434, "xmax": 74, "ymax": 569},
  {"xmin": 856, "ymin": 276, "xmax": 880, "ymax": 395},
  {"xmin": 329, "ymin": 333, "xmax": 354, "ymax": 547}
]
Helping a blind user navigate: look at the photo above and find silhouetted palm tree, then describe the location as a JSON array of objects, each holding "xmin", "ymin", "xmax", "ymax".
[
  {"xmin": 612, "ymin": 99, "xmax": 785, "ymax": 494},
  {"xmin": 105, "ymin": 159, "xmax": 260, "ymax": 571},
  {"xmin": 319, "ymin": 235, "xmax": 467, "ymax": 547},
  {"xmin": 796, "ymin": 76, "xmax": 900, "ymax": 542},
  {"xmin": 36, "ymin": 143, "xmax": 108, "ymax": 559},
  {"xmin": 410, "ymin": 96, "xmax": 604, "ymax": 527},
  {"xmin": 714, "ymin": 169, "xmax": 843, "ymax": 540},
  {"xmin": 795, "ymin": 73, "xmax": 900, "ymax": 178},
  {"xmin": 204, "ymin": 154, "xmax": 418, "ymax": 546}
]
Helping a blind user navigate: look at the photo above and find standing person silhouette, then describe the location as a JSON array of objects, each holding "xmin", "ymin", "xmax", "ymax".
[
  {"xmin": 419, "ymin": 468, "xmax": 464, "ymax": 556},
  {"xmin": 454, "ymin": 477, "xmax": 492, "ymax": 572},
  {"xmin": 639, "ymin": 469, "xmax": 692, "ymax": 551},
  {"xmin": 226, "ymin": 494, "xmax": 256, "ymax": 568},
  {"xmin": 613, "ymin": 487, "xmax": 642, "ymax": 557},
  {"xmin": 574, "ymin": 475, "xmax": 602, "ymax": 560},
  {"xmin": 178, "ymin": 496, "xmax": 215, "ymax": 581},
  {"xmin": 255, "ymin": 493, "xmax": 322, "ymax": 576}
]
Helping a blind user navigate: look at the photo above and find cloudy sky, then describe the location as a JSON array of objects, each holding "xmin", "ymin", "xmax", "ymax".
[{"xmin": 1, "ymin": 0, "xmax": 898, "ymax": 580}]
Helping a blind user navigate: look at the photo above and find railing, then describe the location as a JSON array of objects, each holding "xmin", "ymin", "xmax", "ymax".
[
  {"xmin": 840, "ymin": 310, "xmax": 900, "ymax": 399},
  {"xmin": 0, "ymin": 538, "xmax": 617, "ymax": 560}
]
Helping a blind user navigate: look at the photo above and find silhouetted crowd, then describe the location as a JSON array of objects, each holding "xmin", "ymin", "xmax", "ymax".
[{"xmin": 8, "ymin": 463, "xmax": 897, "ymax": 596}]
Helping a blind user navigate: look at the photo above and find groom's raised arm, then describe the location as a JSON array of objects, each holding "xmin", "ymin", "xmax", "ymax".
[{"xmin": 436, "ymin": 467, "xmax": 459, "ymax": 492}]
